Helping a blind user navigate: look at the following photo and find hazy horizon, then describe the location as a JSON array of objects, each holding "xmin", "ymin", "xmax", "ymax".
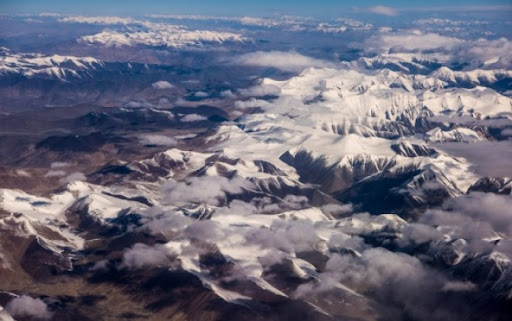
[{"xmin": 2, "ymin": 0, "xmax": 512, "ymax": 17}]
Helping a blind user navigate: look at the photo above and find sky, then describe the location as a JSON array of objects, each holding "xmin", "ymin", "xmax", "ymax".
[{"xmin": 1, "ymin": 0, "xmax": 512, "ymax": 16}]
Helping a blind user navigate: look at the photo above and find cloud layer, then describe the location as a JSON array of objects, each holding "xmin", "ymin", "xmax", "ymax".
[{"xmin": 231, "ymin": 51, "xmax": 335, "ymax": 72}]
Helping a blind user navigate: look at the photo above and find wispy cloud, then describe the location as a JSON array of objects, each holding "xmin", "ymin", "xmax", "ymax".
[{"xmin": 369, "ymin": 6, "xmax": 398, "ymax": 16}]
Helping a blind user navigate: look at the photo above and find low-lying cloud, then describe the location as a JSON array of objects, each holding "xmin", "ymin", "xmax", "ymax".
[
  {"xmin": 45, "ymin": 169, "xmax": 66, "ymax": 177},
  {"xmin": 435, "ymin": 141, "xmax": 512, "ymax": 177},
  {"xmin": 238, "ymin": 84, "xmax": 281, "ymax": 97},
  {"xmin": 359, "ymin": 31, "xmax": 462, "ymax": 54},
  {"xmin": 138, "ymin": 134, "xmax": 177, "ymax": 146},
  {"xmin": 161, "ymin": 176, "xmax": 254, "ymax": 206},
  {"xmin": 181, "ymin": 114, "xmax": 208, "ymax": 122},
  {"xmin": 152, "ymin": 80, "xmax": 174, "ymax": 90},
  {"xmin": 59, "ymin": 172, "xmax": 86, "ymax": 184},
  {"xmin": 400, "ymin": 192, "xmax": 512, "ymax": 258},
  {"xmin": 231, "ymin": 51, "xmax": 335, "ymax": 72},
  {"xmin": 6, "ymin": 296, "xmax": 52, "ymax": 320},
  {"xmin": 122, "ymin": 243, "xmax": 175, "ymax": 269},
  {"xmin": 357, "ymin": 30, "xmax": 512, "ymax": 68},
  {"xmin": 319, "ymin": 248, "xmax": 469, "ymax": 321}
]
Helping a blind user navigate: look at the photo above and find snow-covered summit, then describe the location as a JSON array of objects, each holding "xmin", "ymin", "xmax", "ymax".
[{"xmin": 0, "ymin": 51, "xmax": 103, "ymax": 81}]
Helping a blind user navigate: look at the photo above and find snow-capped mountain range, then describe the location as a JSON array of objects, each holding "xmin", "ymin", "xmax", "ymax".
[
  {"xmin": 0, "ymin": 11, "xmax": 511, "ymax": 321},
  {"xmin": 0, "ymin": 49, "xmax": 103, "ymax": 81},
  {"xmin": 1, "ymin": 60, "xmax": 511, "ymax": 319}
]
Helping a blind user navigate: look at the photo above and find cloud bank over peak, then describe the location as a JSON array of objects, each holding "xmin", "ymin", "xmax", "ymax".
[
  {"xmin": 360, "ymin": 31, "xmax": 463, "ymax": 53},
  {"xmin": 356, "ymin": 30, "xmax": 512, "ymax": 69},
  {"xmin": 231, "ymin": 51, "xmax": 336, "ymax": 72},
  {"xmin": 152, "ymin": 80, "xmax": 174, "ymax": 90}
]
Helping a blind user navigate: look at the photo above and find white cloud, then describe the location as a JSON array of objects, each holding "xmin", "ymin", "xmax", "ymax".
[
  {"xmin": 315, "ymin": 248, "xmax": 465, "ymax": 321},
  {"xmin": 321, "ymin": 203, "xmax": 353, "ymax": 217},
  {"xmin": 145, "ymin": 209, "xmax": 193, "ymax": 235},
  {"xmin": 122, "ymin": 243, "xmax": 175, "ymax": 269},
  {"xmin": 238, "ymin": 84, "xmax": 281, "ymax": 97},
  {"xmin": 234, "ymin": 98, "xmax": 271, "ymax": 109},
  {"xmin": 245, "ymin": 219, "xmax": 320, "ymax": 253},
  {"xmin": 59, "ymin": 172, "xmax": 86, "ymax": 184},
  {"xmin": 184, "ymin": 220, "xmax": 224, "ymax": 241},
  {"xmin": 90, "ymin": 259, "xmax": 109, "ymax": 271},
  {"xmin": 123, "ymin": 100, "xmax": 155, "ymax": 108},
  {"xmin": 6, "ymin": 296, "xmax": 51, "ymax": 320},
  {"xmin": 138, "ymin": 134, "xmax": 177, "ymax": 146},
  {"xmin": 194, "ymin": 91, "xmax": 209, "ymax": 98},
  {"xmin": 160, "ymin": 176, "xmax": 254, "ymax": 206},
  {"xmin": 217, "ymin": 194, "xmax": 309, "ymax": 216},
  {"xmin": 369, "ymin": 6, "xmax": 398, "ymax": 16},
  {"xmin": 232, "ymin": 51, "xmax": 335, "ymax": 72},
  {"xmin": 462, "ymin": 37, "xmax": 512, "ymax": 67},
  {"xmin": 441, "ymin": 281, "xmax": 477, "ymax": 292},
  {"xmin": 435, "ymin": 141, "xmax": 512, "ymax": 178},
  {"xmin": 50, "ymin": 161, "xmax": 70, "ymax": 169},
  {"xmin": 181, "ymin": 114, "xmax": 207, "ymax": 122},
  {"xmin": 38, "ymin": 12, "xmax": 61, "ymax": 17},
  {"xmin": 158, "ymin": 97, "xmax": 171, "ymax": 105},
  {"xmin": 358, "ymin": 31, "xmax": 512, "ymax": 68},
  {"xmin": 403, "ymin": 192, "xmax": 512, "ymax": 257},
  {"xmin": 152, "ymin": 80, "xmax": 174, "ymax": 90},
  {"xmin": 433, "ymin": 192, "xmax": 512, "ymax": 237},
  {"xmin": 360, "ymin": 31, "xmax": 463, "ymax": 54},
  {"xmin": 220, "ymin": 89, "xmax": 237, "ymax": 99},
  {"xmin": 402, "ymin": 223, "xmax": 444, "ymax": 244},
  {"xmin": 327, "ymin": 231, "xmax": 365, "ymax": 252},
  {"xmin": 44, "ymin": 169, "xmax": 66, "ymax": 177}
]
